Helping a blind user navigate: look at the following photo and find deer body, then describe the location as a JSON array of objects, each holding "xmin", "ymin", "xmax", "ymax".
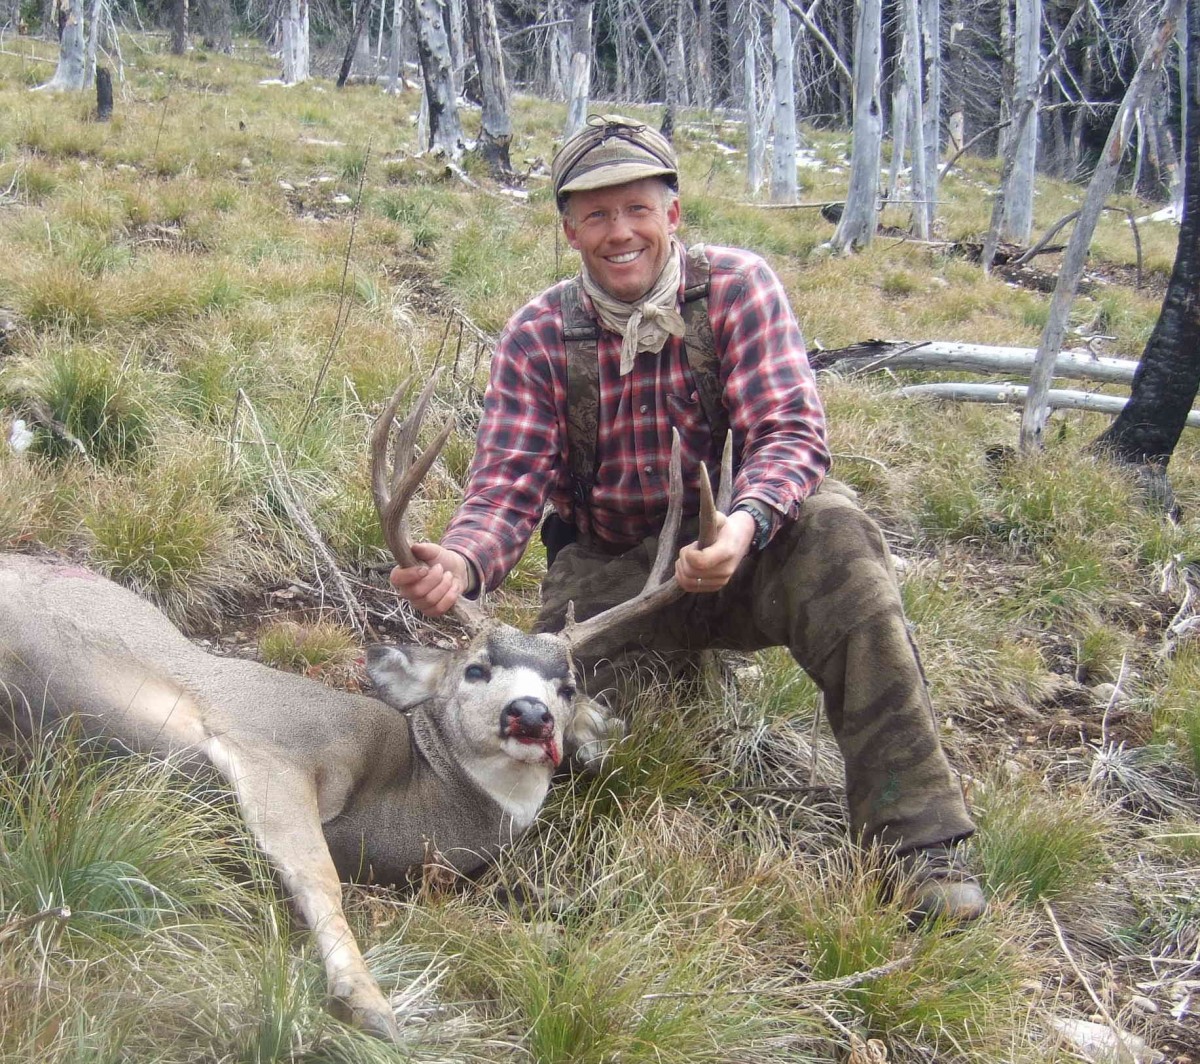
[
  {"xmin": 0, "ymin": 376, "xmax": 717, "ymax": 1043},
  {"xmin": 0, "ymin": 551, "xmax": 570, "ymax": 1040}
]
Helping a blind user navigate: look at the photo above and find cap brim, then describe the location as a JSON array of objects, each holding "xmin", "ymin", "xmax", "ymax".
[{"xmin": 558, "ymin": 161, "xmax": 677, "ymax": 194}]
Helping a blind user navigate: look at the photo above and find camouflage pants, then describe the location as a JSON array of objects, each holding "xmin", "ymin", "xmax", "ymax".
[{"xmin": 534, "ymin": 481, "xmax": 976, "ymax": 853}]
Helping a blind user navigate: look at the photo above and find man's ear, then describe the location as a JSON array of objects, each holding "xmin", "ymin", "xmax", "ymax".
[
  {"xmin": 562, "ymin": 212, "xmax": 581, "ymax": 250},
  {"xmin": 666, "ymin": 195, "xmax": 681, "ymax": 236}
]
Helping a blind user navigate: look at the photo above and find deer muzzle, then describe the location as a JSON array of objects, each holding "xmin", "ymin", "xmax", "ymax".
[{"xmin": 500, "ymin": 697, "xmax": 560, "ymax": 765}]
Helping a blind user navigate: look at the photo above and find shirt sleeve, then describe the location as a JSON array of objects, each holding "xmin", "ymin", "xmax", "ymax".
[
  {"xmin": 439, "ymin": 325, "xmax": 561, "ymax": 592},
  {"xmin": 716, "ymin": 256, "xmax": 830, "ymax": 528}
]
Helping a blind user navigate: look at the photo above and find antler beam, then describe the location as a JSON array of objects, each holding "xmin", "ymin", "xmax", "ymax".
[{"xmin": 370, "ymin": 374, "xmax": 484, "ymax": 635}]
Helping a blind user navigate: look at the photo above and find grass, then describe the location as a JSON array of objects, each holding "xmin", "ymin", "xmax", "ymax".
[{"xmin": 1, "ymin": 28, "xmax": 1198, "ymax": 1064}]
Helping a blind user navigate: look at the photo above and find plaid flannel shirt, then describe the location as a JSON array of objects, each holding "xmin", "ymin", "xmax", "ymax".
[{"xmin": 440, "ymin": 244, "xmax": 830, "ymax": 593}]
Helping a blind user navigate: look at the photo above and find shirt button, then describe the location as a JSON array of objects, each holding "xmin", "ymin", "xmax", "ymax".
[
  {"xmin": 639, "ymin": 404, "xmax": 647, "ymax": 414},
  {"xmin": 690, "ymin": 390, "xmax": 698, "ymax": 401},
  {"xmin": 644, "ymin": 465, "xmax": 653, "ymax": 474}
]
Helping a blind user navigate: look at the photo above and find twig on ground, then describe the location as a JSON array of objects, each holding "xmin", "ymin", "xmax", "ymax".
[
  {"xmin": 0, "ymin": 906, "xmax": 71, "ymax": 945},
  {"xmin": 831, "ymin": 454, "xmax": 890, "ymax": 471},
  {"xmin": 1043, "ymin": 899, "xmax": 1141, "ymax": 1062}
]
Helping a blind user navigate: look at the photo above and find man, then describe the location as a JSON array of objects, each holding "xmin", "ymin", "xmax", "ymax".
[{"xmin": 390, "ymin": 115, "xmax": 985, "ymax": 922}]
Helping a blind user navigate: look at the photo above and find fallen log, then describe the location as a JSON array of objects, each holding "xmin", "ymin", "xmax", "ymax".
[
  {"xmin": 898, "ymin": 382, "xmax": 1200, "ymax": 429},
  {"xmin": 811, "ymin": 340, "xmax": 1138, "ymax": 386}
]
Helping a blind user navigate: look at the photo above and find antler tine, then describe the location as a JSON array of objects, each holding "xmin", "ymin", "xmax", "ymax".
[
  {"xmin": 644, "ymin": 428, "xmax": 684, "ymax": 588},
  {"xmin": 370, "ymin": 374, "xmax": 484, "ymax": 635},
  {"xmin": 564, "ymin": 428, "xmax": 729, "ymax": 656},
  {"xmin": 696, "ymin": 431, "xmax": 734, "ymax": 549}
]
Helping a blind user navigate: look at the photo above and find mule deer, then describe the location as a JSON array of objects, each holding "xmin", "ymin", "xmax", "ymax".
[{"xmin": 0, "ymin": 376, "xmax": 728, "ymax": 1041}]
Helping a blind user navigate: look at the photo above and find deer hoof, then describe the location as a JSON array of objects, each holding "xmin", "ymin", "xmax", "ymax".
[
  {"xmin": 330, "ymin": 980, "xmax": 401, "ymax": 1042},
  {"xmin": 564, "ymin": 701, "xmax": 625, "ymax": 776}
]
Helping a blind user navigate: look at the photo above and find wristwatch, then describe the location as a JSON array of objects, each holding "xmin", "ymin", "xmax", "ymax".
[{"xmin": 731, "ymin": 500, "xmax": 775, "ymax": 552}]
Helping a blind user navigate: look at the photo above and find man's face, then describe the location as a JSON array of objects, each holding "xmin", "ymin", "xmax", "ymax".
[{"xmin": 562, "ymin": 178, "xmax": 681, "ymax": 303}]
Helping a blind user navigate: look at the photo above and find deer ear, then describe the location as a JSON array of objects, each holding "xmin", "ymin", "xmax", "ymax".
[{"xmin": 366, "ymin": 644, "xmax": 451, "ymax": 710}]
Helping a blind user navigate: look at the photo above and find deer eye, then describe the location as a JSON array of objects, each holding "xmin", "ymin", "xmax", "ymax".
[
  {"xmin": 464, "ymin": 664, "xmax": 490, "ymax": 682},
  {"xmin": 559, "ymin": 684, "xmax": 576, "ymax": 701}
]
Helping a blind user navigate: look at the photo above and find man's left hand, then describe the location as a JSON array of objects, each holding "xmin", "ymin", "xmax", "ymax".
[{"xmin": 675, "ymin": 510, "xmax": 756, "ymax": 593}]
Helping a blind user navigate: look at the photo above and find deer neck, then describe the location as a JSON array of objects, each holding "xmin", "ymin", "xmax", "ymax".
[{"xmin": 409, "ymin": 706, "xmax": 550, "ymax": 835}]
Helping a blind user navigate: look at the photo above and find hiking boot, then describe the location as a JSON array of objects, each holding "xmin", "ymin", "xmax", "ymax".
[{"xmin": 893, "ymin": 843, "xmax": 987, "ymax": 924}]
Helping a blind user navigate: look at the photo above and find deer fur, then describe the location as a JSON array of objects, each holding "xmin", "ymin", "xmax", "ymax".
[{"xmin": 0, "ymin": 551, "xmax": 577, "ymax": 1041}]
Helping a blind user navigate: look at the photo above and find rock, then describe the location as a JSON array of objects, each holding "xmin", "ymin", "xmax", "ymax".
[
  {"xmin": 1129, "ymin": 995, "xmax": 1158, "ymax": 1014},
  {"xmin": 1091, "ymin": 682, "xmax": 1120, "ymax": 703},
  {"xmin": 1048, "ymin": 1017, "xmax": 1163, "ymax": 1064},
  {"xmin": 239, "ymin": 156, "xmax": 253, "ymax": 170}
]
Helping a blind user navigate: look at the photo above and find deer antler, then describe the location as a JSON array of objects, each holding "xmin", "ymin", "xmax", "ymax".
[
  {"xmin": 563, "ymin": 430, "xmax": 734, "ymax": 655},
  {"xmin": 370, "ymin": 374, "xmax": 484, "ymax": 635}
]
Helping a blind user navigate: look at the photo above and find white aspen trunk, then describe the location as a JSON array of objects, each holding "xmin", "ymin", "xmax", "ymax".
[
  {"xmin": 84, "ymin": 0, "xmax": 101, "ymax": 87},
  {"xmin": 1133, "ymin": 106, "xmax": 1147, "ymax": 193},
  {"xmin": 745, "ymin": 2, "xmax": 762, "ymax": 192},
  {"xmin": 696, "ymin": 0, "xmax": 713, "ymax": 110},
  {"xmin": 832, "ymin": 0, "xmax": 883, "ymax": 252},
  {"xmin": 770, "ymin": 0, "xmax": 797, "ymax": 201},
  {"xmin": 281, "ymin": 0, "xmax": 309, "ymax": 83},
  {"xmin": 413, "ymin": 0, "xmax": 466, "ymax": 156},
  {"xmin": 1001, "ymin": 0, "xmax": 1041, "ymax": 243},
  {"xmin": 386, "ymin": 0, "xmax": 402, "ymax": 93},
  {"xmin": 1177, "ymin": 14, "xmax": 1189, "ymax": 215},
  {"xmin": 997, "ymin": 0, "xmax": 1014, "ymax": 157},
  {"xmin": 921, "ymin": 0, "xmax": 941, "ymax": 230},
  {"xmin": 563, "ymin": 0, "xmax": 592, "ymax": 139},
  {"xmin": 448, "ymin": 0, "xmax": 464, "ymax": 92},
  {"xmin": 888, "ymin": 76, "xmax": 909, "ymax": 203},
  {"xmin": 37, "ymin": 0, "xmax": 87, "ymax": 90},
  {"xmin": 1020, "ymin": 0, "xmax": 1185, "ymax": 452},
  {"xmin": 902, "ymin": 0, "xmax": 929, "ymax": 238},
  {"xmin": 376, "ymin": 0, "xmax": 385, "ymax": 63}
]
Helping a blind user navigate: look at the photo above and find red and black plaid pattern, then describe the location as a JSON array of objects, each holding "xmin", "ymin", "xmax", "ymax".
[{"xmin": 441, "ymin": 245, "xmax": 830, "ymax": 592}]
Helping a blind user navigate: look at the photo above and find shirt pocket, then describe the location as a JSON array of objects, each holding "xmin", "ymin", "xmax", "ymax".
[{"xmin": 666, "ymin": 391, "xmax": 711, "ymax": 467}]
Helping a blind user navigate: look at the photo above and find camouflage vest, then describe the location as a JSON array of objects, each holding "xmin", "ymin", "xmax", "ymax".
[{"xmin": 557, "ymin": 244, "xmax": 728, "ymax": 523}]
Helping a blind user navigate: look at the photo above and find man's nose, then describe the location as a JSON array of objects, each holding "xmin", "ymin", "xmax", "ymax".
[{"xmin": 608, "ymin": 210, "xmax": 634, "ymax": 240}]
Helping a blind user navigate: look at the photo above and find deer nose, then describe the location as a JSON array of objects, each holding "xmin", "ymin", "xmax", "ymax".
[{"xmin": 503, "ymin": 697, "xmax": 553, "ymax": 733}]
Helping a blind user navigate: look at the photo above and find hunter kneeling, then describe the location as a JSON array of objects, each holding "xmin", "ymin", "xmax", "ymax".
[{"xmin": 390, "ymin": 114, "xmax": 986, "ymax": 923}]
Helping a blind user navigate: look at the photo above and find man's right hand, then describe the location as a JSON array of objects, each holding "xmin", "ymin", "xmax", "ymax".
[{"xmin": 389, "ymin": 543, "xmax": 472, "ymax": 617}]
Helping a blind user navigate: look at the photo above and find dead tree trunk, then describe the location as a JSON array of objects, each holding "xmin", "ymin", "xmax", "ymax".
[
  {"xmin": 199, "ymin": 0, "xmax": 232, "ymax": 53},
  {"xmin": 921, "ymin": 0, "xmax": 941, "ymax": 230},
  {"xmin": 386, "ymin": 0, "xmax": 402, "ymax": 94},
  {"xmin": 1092, "ymin": 0, "xmax": 1200, "ymax": 473},
  {"xmin": 1021, "ymin": 0, "xmax": 1185, "ymax": 452},
  {"xmin": 743, "ymin": 0, "xmax": 763, "ymax": 192},
  {"xmin": 466, "ymin": 0, "xmax": 512, "ymax": 173},
  {"xmin": 695, "ymin": 0, "xmax": 713, "ymax": 109},
  {"xmin": 281, "ymin": 0, "xmax": 310, "ymax": 84},
  {"xmin": 413, "ymin": 0, "xmax": 467, "ymax": 157},
  {"xmin": 901, "ymin": 0, "xmax": 929, "ymax": 238},
  {"xmin": 771, "ymin": 0, "xmax": 798, "ymax": 201},
  {"xmin": 36, "ymin": 0, "xmax": 88, "ymax": 89},
  {"xmin": 1000, "ymin": 0, "xmax": 1041, "ymax": 242},
  {"xmin": 338, "ymin": 0, "xmax": 376, "ymax": 87},
  {"xmin": 563, "ymin": 0, "xmax": 593, "ymax": 139},
  {"xmin": 171, "ymin": 0, "xmax": 188, "ymax": 54},
  {"xmin": 832, "ymin": 0, "xmax": 883, "ymax": 251}
]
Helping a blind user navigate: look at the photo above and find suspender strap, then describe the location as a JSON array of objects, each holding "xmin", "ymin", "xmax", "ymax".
[{"xmin": 559, "ymin": 245, "xmax": 727, "ymax": 526}]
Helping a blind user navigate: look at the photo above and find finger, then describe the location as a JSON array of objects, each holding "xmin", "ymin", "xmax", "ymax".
[
  {"xmin": 429, "ymin": 581, "xmax": 460, "ymax": 616},
  {"xmin": 390, "ymin": 564, "xmax": 429, "ymax": 591}
]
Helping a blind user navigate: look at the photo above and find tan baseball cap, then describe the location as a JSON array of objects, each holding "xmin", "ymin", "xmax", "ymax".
[{"xmin": 552, "ymin": 115, "xmax": 678, "ymax": 203}]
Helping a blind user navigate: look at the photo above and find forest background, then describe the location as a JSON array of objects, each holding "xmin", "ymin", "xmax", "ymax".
[{"xmin": 0, "ymin": 0, "xmax": 1199, "ymax": 1062}]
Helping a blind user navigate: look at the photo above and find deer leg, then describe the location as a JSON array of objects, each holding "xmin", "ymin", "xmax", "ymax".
[{"xmin": 203, "ymin": 736, "xmax": 400, "ymax": 1042}]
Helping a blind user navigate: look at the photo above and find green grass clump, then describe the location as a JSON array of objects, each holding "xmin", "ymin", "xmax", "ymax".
[
  {"xmin": 974, "ymin": 778, "xmax": 1111, "ymax": 907},
  {"xmin": 258, "ymin": 619, "xmax": 359, "ymax": 675},
  {"xmin": 2, "ymin": 344, "xmax": 153, "ymax": 463},
  {"xmin": 81, "ymin": 452, "xmax": 251, "ymax": 631}
]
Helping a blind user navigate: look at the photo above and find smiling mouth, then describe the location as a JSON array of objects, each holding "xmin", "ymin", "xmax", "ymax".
[{"xmin": 605, "ymin": 250, "xmax": 642, "ymax": 264}]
